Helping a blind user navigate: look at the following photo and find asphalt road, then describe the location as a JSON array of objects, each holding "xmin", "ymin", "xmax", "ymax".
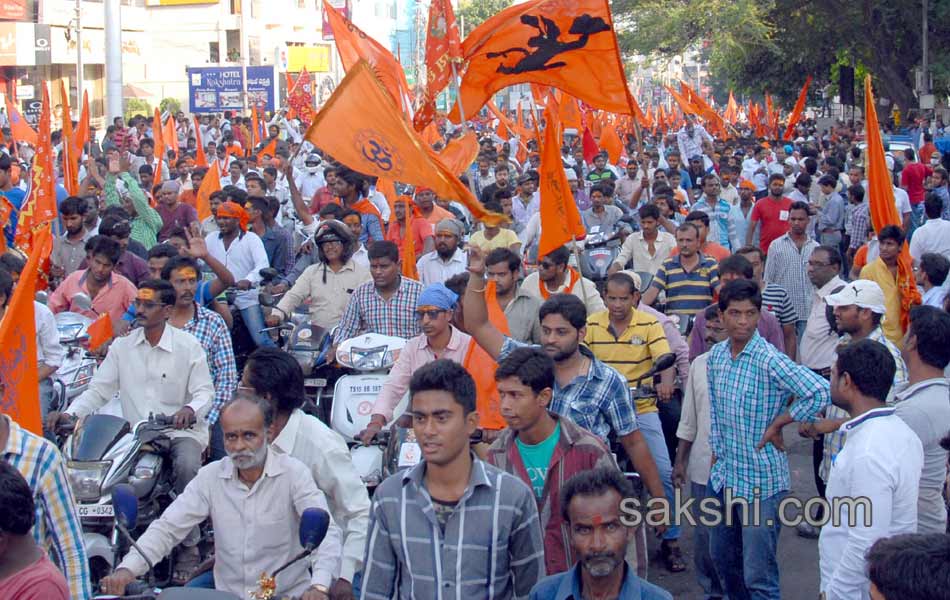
[{"xmin": 644, "ymin": 428, "xmax": 821, "ymax": 599}]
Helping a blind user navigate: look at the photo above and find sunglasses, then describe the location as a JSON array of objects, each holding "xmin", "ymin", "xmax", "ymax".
[{"xmin": 415, "ymin": 309, "xmax": 447, "ymax": 321}]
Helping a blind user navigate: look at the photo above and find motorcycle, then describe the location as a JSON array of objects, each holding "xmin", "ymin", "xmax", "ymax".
[
  {"xmin": 52, "ymin": 310, "xmax": 99, "ymax": 411},
  {"xmin": 330, "ymin": 333, "xmax": 409, "ymax": 492},
  {"xmin": 282, "ymin": 317, "xmax": 338, "ymax": 424},
  {"xmin": 62, "ymin": 413, "xmax": 186, "ymax": 586},
  {"xmin": 578, "ymin": 224, "xmax": 622, "ymax": 291},
  {"xmin": 227, "ymin": 267, "xmax": 283, "ymax": 372}
]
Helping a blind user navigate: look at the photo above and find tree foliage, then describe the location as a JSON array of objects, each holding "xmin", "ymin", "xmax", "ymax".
[
  {"xmin": 612, "ymin": 0, "xmax": 950, "ymax": 110},
  {"xmin": 458, "ymin": 0, "xmax": 513, "ymax": 37}
]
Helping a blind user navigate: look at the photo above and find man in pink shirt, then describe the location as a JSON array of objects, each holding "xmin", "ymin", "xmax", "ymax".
[
  {"xmin": 900, "ymin": 147, "xmax": 933, "ymax": 233},
  {"xmin": 0, "ymin": 462, "xmax": 70, "ymax": 600},
  {"xmin": 357, "ymin": 282, "xmax": 473, "ymax": 444},
  {"xmin": 48, "ymin": 235, "xmax": 137, "ymax": 323}
]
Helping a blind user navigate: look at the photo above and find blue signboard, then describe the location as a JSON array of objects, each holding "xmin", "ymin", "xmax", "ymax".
[{"xmin": 187, "ymin": 66, "xmax": 276, "ymax": 114}]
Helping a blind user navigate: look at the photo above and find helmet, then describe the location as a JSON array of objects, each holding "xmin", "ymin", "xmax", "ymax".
[
  {"xmin": 305, "ymin": 153, "xmax": 322, "ymax": 166},
  {"xmin": 313, "ymin": 220, "xmax": 356, "ymax": 264}
]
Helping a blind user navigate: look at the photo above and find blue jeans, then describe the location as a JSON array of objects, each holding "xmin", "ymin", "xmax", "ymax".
[
  {"xmin": 637, "ymin": 411, "xmax": 679, "ymax": 540},
  {"xmin": 209, "ymin": 419, "xmax": 226, "ymax": 462},
  {"xmin": 185, "ymin": 570, "xmax": 214, "ymax": 588},
  {"xmin": 708, "ymin": 484, "xmax": 785, "ymax": 600},
  {"xmin": 691, "ymin": 481, "xmax": 725, "ymax": 599},
  {"xmin": 908, "ymin": 203, "xmax": 925, "ymax": 240},
  {"xmin": 240, "ymin": 305, "xmax": 276, "ymax": 348}
]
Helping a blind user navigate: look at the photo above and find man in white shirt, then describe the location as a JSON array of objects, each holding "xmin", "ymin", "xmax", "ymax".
[
  {"xmin": 295, "ymin": 154, "xmax": 326, "ymax": 201},
  {"xmin": 676, "ymin": 115, "xmax": 713, "ymax": 162},
  {"xmin": 895, "ymin": 306, "xmax": 950, "ymax": 533},
  {"xmin": 908, "ymin": 194, "xmax": 950, "ymax": 265},
  {"xmin": 892, "ymin": 184, "xmax": 912, "ymax": 232},
  {"xmin": 609, "ymin": 203, "xmax": 676, "ymax": 276},
  {"xmin": 205, "ymin": 201, "xmax": 273, "ymax": 347},
  {"xmin": 672, "ymin": 304, "xmax": 727, "ymax": 600},
  {"xmin": 416, "ymin": 218, "xmax": 468, "ymax": 286},
  {"xmin": 741, "ymin": 146, "xmax": 769, "ymax": 191},
  {"xmin": 916, "ymin": 253, "xmax": 949, "ymax": 308},
  {"xmin": 100, "ymin": 393, "xmax": 342, "ymax": 600},
  {"xmin": 219, "ymin": 160, "xmax": 246, "ymax": 191},
  {"xmin": 818, "ymin": 339, "xmax": 923, "ymax": 600},
  {"xmin": 242, "ymin": 348, "xmax": 370, "ymax": 600}
]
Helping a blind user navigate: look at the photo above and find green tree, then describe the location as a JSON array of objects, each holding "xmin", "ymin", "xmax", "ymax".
[
  {"xmin": 124, "ymin": 99, "xmax": 150, "ymax": 123},
  {"xmin": 458, "ymin": 0, "xmax": 513, "ymax": 37},
  {"xmin": 159, "ymin": 97, "xmax": 182, "ymax": 116}
]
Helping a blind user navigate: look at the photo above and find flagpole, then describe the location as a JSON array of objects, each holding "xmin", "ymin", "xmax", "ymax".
[{"xmin": 450, "ymin": 62, "xmax": 479, "ymax": 199}]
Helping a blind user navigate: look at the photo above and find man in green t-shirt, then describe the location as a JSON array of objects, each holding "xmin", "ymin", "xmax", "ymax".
[{"xmin": 484, "ymin": 347, "xmax": 619, "ymax": 575}]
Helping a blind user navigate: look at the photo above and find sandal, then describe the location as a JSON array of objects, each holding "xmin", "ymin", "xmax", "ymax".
[
  {"xmin": 660, "ymin": 540, "xmax": 687, "ymax": 573},
  {"xmin": 172, "ymin": 544, "xmax": 202, "ymax": 585}
]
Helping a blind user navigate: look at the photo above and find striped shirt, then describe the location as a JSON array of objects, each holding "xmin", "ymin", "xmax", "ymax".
[
  {"xmin": 707, "ymin": 332, "xmax": 830, "ymax": 499},
  {"xmin": 333, "ymin": 276, "xmax": 424, "ymax": 344},
  {"xmin": 763, "ymin": 233, "xmax": 818, "ymax": 322},
  {"xmin": 2, "ymin": 416, "xmax": 92, "ymax": 600},
  {"xmin": 650, "ymin": 253, "xmax": 720, "ymax": 315},
  {"xmin": 500, "ymin": 338, "xmax": 639, "ymax": 439},
  {"xmin": 820, "ymin": 327, "xmax": 908, "ymax": 482},
  {"xmin": 847, "ymin": 203, "xmax": 871, "ymax": 250},
  {"xmin": 181, "ymin": 305, "xmax": 238, "ymax": 426},
  {"xmin": 585, "ymin": 309, "xmax": 671, "ymax": 414},
  {"xmin": 761, "ymin": 282, "xmax": 798, "ymax": 325},
  {"xmin": 361, "ymin": 457, "xmax": 545, "ymax": 600}
]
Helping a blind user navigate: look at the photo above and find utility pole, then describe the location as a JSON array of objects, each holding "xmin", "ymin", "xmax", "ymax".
[
  {"xmin": 104, "ymin": 0, "xmax": 123, "ymax": 121},
  {"xmin": 922, "ymin": 0, "xmax": 929, "ymax": 94},
  {"xmin": 75, "ymin": 0, "xmax": 83, "ymax": 108}
]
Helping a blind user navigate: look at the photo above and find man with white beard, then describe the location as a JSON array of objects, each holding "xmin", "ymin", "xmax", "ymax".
[{"xmin": 100, "ymin": 394, "xmax": 343, "ymax": 600}]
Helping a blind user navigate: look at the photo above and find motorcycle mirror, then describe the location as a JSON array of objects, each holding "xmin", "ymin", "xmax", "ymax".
[
  {"xmin": 299, "ymin": 507, "xmax": 330, "ymax": 551},
  {"xmin": 112, "ymin": 483, "xmax": 138, "ymax": 529},
  {"xmin": 34, "ymin": 291, "xmax": 48, "ymax": 305},
  {"xmin": 258, "ymin": 267, "xmax": 279, "ymax": 283},
  {"xmin": 652, "ymin": 353, "xmax": 676, "ymax": 374},
  {"xmin": 71, "ymin": 292, "xmax": 93, "ymax": 312}
]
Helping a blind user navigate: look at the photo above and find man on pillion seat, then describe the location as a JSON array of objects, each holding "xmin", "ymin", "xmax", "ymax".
[
  {"xmin": 266, "ymin": 220, "xmax": 370, "ymax": 331},
  {"xmin": 99, "ymin": 393, "xmax": 342, "ymax": 600},
  {"xmin": 46, "ymin": 280, "xmax": 215, "ymax": 583}
]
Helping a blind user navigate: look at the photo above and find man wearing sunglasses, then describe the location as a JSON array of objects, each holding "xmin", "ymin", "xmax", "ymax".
[
  {"xmin": 357, "ymin": 283, "xmax": 472, "ymax": 445},
  {"xmin": 47, "ymin": 279, "xmax": 215, "ymax": 583}
]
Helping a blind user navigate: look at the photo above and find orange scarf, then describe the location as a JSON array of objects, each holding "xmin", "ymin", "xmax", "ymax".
[
  {"xmin": 539, "ymin": 267, "xmax": 581, "ymax": 300},
  {"xmin": 897, "ymin": 255, "xmax": 921, "ymax": 331},
  {"xmin": 463, "ymin": 339, "xmax": 505, "ymax": 430},
  {"xmin": 485, "ymin": 280, "xmax": 511, "ymax": 335}
]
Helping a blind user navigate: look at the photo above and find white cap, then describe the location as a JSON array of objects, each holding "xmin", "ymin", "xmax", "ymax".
[
  {"xmin": 619, "ymin": 270, "xmax": 642, "ymax": 291},
  {"xmin": 824, "ymin": 280, "xmax": 887, "ymax": 314},
  {"xmin": 564, "ymin": 169, "xmax": 578, "ymax": 181},
  {"xmin": 784, "ymin": 157, "xmax": 797, "ymax": 167},
  {"xmin": 885, "ymin": 155, "xmax": 895, "ymax": 171}
]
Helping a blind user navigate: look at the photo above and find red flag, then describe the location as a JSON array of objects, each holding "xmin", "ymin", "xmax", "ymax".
[
  {"xmin": 418, "ymin": 0, "xmax": 462, "ymax": 129},
  {"xmin": 287, "ymin": 68, "xmax": 316, "ymax": 126},
  {"xmin": 783, "ymin": 76, "xmax": 812, "ymax": 141},
  {"xmin": 5, "ymin": 99, "xmax": 38, "ymax": 147},
  {"xmin": 195, "ymin": 161, "xmax": 221, "ymax": 222},
  {"xmin": 863, "ymin": 74, "xmax": 920, "ymax": 329},
  {"xmin": 193, "ymin": 116, "xmax": 209, "ymax": 168},
  {"xmin": 16, "ymin": 85, "xmax": 57, "ymax": 253},
  {"xmin": 582, "ymin": 126, "xmax": 598, "ymax": 164},
  {"xmin": 86, "ymin": 313, "xmax": 114, "ymax": 351},
  {"xmin": 538, "ymin": 101, "xmax": 586, "ymax": 259},
  {"xmin": 451, "ymin": 0, "xmax": 640, "ymax": 122},
  {"xmin": 0, "ymin": 224, "xmax": 51, "ymax": 435}
]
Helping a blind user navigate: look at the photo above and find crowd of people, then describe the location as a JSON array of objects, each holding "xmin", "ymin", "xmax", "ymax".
[{"xmin": 0, "ymin": 100, "xmax": 949, "ymax": 600}]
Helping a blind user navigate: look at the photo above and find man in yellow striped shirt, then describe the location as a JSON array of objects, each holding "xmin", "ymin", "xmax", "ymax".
[{"xmin": 585, "ymin": 271, "xmax": 685, "ymax": 572}]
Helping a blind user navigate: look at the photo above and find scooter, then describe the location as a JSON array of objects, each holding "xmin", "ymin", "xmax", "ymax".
[
  {"xmin": 282, "ymin": 317, "xmax": 338, "ymax": 424},
  {"xmin": 579, "ymin": 224, "xmax": 622, "ymax": 291},
  {"xmin": 62, "ymin": 413, "xmax": 186, "ymax": 586},
  {"xmin": 330, "ymin": 333, "xmax": 410, "ymax": 492},
  {"xmin": 52, "ymin": 310, "xmax": 99, "ymax": 411}
]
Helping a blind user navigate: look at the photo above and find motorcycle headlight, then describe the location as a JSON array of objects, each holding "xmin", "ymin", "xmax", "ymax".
[{"xmin": 67, "ymin": 461, "xmax": 111, "ymax": 502}]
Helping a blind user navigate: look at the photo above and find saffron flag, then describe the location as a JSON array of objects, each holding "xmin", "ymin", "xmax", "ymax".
[
  {"xmin": 193, "ymin": 116, "xmax": 209, "ymax": 168},
  {"xmin": 538, "ymin": 101, "xmax": 586, "ymax": 259},
  {"xmin": 600, "ymin": 122, "xmax": 623, "ymax": 164},
  {"xmin": 451, "ymin": 0, "xmax": 639, "ymax": 122},
  {"xmin": 435, "ymin": 131, "xmax": 479, "ymax": 177},
  {"xmin": 251, "ymin": 105, "xmax": 261, "ymax": 151},
  {"xmin": 303, "ymin": 60, "xmax": 506, "ymax": 226},
  {"xmin": 323, "ymin": 0, "xmax": 412, "ymax": 113},
  {"xmin": 86, "ymin": 313, "xmax": 114, "ymax": 351},
  {"xmin": 416, "ymin": 0, "xmax": 462, "ymax": 130},
  {"xmin": 72, "ymin": 90, "xmax": 90, "ymax": 160},
  {"xmin": 256, "ymin": 138, "xmax": 278, "ymax": 163},
  {"xmin": 783, "ymin": 76, "xmax": 813, "ymax": 141},
  {"xmin": 5, "ymin": 99, "xmax": 38, "ymax": 147},
  {"xmin": 151, "ymin": 109, "xmax": 165, "ymax": 189},
  {"xmin": 863, "ymin": 74, "xmax": 920, "ymax": 329},
  {"xmin": 58, "ymin": 81, "xmax": 79, "ymax": 196},
  {"xmin": 163, "ymin": 114, "xmax": 179, "ymax": 163},
  {"xmin": 15, "ymin": 85, "xmax": 57, "ymax": 253},
  {"xmin": 723, "ymin": 90, "xmax": 739, "ymax": 125},
  {"xmin": 0, "ymin": 224, "xmax": 51, "ymax": 435},
  {"xmin": 287, "ymin": 68, "xmax": 316, "ymax": 126},
  {"xmin": 557, "ymin": 94, "xmax": 584, "ymax": 132},
  {"xmin": 195, "ymin": 161, "xmax": 221, "ymax": 222}
]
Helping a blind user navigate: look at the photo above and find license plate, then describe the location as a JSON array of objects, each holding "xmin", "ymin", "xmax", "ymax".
[
  {"xmin": 76, "ymin": 503, "xmax": 114, "ymax": 518},
  {"xmin": 304, "ymin": 378, "xmax": 327, "ymax": 387}
]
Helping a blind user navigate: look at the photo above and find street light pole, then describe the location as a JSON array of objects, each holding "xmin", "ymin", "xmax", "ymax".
[
  {"xmin": 922, "ymin": 0, "xmax": 929, "ymax": 95},
  {"xmin": 105, "ymin": 0, "xmax": 123, "ymax": 121},
  {"xmin": 75, "ymin": 0, "xmax": 83, "ymax": 107}
]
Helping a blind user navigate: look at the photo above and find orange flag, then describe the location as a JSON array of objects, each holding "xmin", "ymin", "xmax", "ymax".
[
  {"xmin": 783, "ymin": 76, "xmax": 812, "ymax": 141},
  {"xmin": 463, "ymin": 278, "xmax": 510, "ymax": 429},
  {"xmin": 557, "ymin": 94, "xmax": 584, "ymax": 132},
  {"xmin": 863, "ymin": 74, "xmax": 920, "ymax": 329},
  {"xmin": 163, "ymin": 114, "xmax": 179, "ymax": 163},
  {"xmin": 16, "ymin": 85, "xmax": 57, "ymax": 253},
  {"xmin": 485, "ymin": 280, "xmax": 511, "ymax": 335},
  {"xmin": 538, "ymin": 100, "xmax": 585, "ymax": 259},
  {"xmin": 256, "ymin": 137, "xmax": 277, "ymax": 162},
  {"xmin": 72, "ymin": 90, "xmax": 90, "ymax": 160},
  {"xmin": 0, "ymin": 224, "xmax": 51, "ymax": 435},
  {"xmin": 250, "ymin": 105, "xmax": 261, "ymax": 151},
  {"xmin": 421, "ymin": 121, "xmax": 442, "ymax": 148},
  {"xmin": 5, "ymin": 100, "xmax": 38, "ymax": 147},
  {"xmin": 600, "ymin": 122, "xmax": 623, "ymax": 164},
  {"xmin": 58, "ymin": 81, "xmax": 80, "ymax": 196},
  {"xmin": 417, "ymin": 0, "xmax": 462, "ymax": 129},
  {"xmin": 451, "ymin": 0, "xmax": 640, "ymax": 122},
  {"xmin": 723, "ymin": 90, "xmax": 739, "ymax": 125},
  {"xmin": 435, "ymin": 131, "xmax": 479, "ymax": 176},
  {"xmin": 151, "ymin": 109, "xmax": 165, "ymax": 189},
  {"xmin": 323, "ymin": 0, "xmax": 412, "ymax": 113},
  {"xmin": 303, "ymin": 60, "xmax": 506, "ymax": 226},
  {"xmin": 193, "ymin": 116, "xmax": 209, "ymax": 168},
  {"xmin": 195, "ymin": 161, "xmax": 221, "ymax": 222},
  {"xmin": 86, "ymin": 313, "xmax": 114, "ymax": 351},
  {"xmin": 376, "ymin": 177, "xmax": 398, "ymax": 219}
]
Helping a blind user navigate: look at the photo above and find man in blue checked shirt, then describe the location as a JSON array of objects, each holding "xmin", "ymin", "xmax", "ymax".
[{"xmin": 706, "ymin": 279, "xmax": 830, "ymax": 600}]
